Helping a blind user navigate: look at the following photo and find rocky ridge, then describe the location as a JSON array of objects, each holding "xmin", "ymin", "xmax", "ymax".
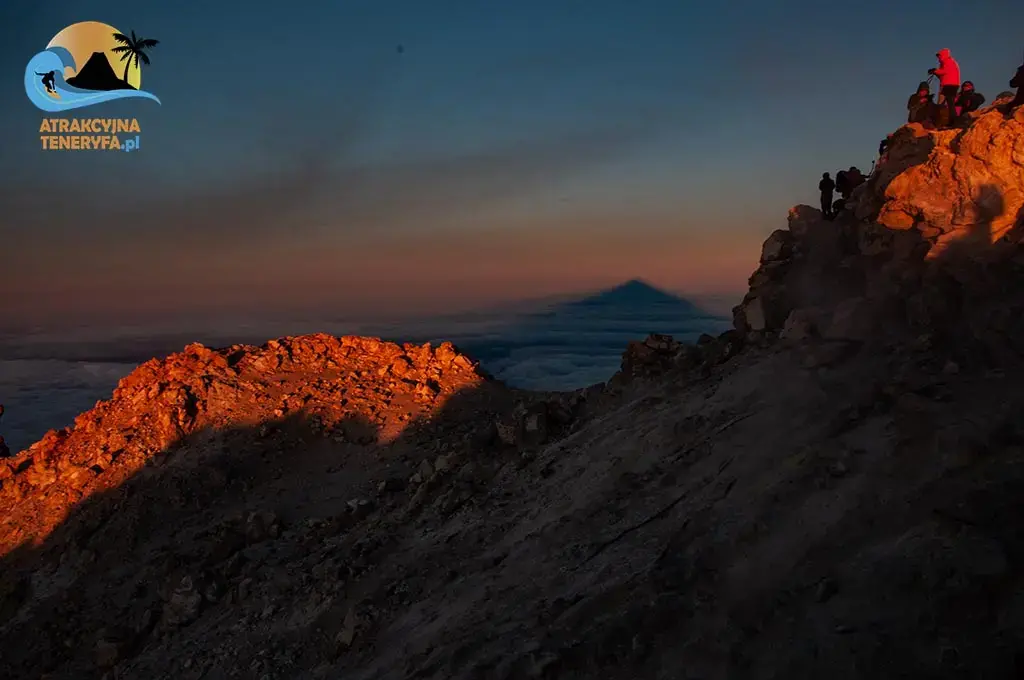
[
  {"xmin": 1, "ymin": 335, "xmax": 486, "ymax": 547},
  {"xmin": 2, "ymin": 104, "xmax": 1024, "ymax": 679},
  {"xmin": 857, "ymin": 98, "xmax": 1024, "ymax": 255}
]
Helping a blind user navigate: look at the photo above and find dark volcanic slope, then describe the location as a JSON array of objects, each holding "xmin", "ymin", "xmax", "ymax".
[{"xmin": 2, "ymin": 104, "xmax": 1024, "ymax": 679}]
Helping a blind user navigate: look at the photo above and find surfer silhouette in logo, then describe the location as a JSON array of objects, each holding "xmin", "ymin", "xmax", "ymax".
[{"xmin": 36, "ymin": 70, "xmax": 56, "ymax": 94}]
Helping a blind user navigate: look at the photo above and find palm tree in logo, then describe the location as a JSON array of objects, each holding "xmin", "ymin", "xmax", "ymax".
[{"xmin": 111, "ymin": 30, "xmax": 159, "ymax": 86}]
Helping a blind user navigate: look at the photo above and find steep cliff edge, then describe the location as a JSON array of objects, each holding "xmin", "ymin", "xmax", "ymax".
[
  {"xmin": 735, "ymin": 103, "xmax": 1024, "ymax": 357},
  {"xmin": 4, "ymin": 109, "xmax": 1024, "ymax": 679}
]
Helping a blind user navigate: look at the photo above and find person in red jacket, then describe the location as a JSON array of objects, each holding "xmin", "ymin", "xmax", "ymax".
[{"xmin": 929, "ymin": 48, "xmax": 960, "ymax": 127}]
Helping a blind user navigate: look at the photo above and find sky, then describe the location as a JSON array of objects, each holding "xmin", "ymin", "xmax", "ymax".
[{"xmin": 1, "ymin": 0, "xmax": 1023, "ymax": 330}]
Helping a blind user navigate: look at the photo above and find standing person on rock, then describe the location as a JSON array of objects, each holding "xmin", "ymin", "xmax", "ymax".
[
  {"xmin": 818, "ymin": 172, "xmax": 835, "ymax": 219},
  {"xmin": 928, "ymin": 48, "xmax": 960, "ymax": 127},
  {"xmin": 1011, "ymin": 60, "xmax": 1024, "ymax": 110}
]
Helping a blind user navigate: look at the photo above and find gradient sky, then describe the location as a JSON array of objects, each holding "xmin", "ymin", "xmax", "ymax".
[{"xmin": 2, "ymin": 0, "xmax": 1023, "ymax": 329}]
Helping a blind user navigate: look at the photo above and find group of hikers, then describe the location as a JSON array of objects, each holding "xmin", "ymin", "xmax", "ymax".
[
  {"xmin": 818, "ymin": 168, "xmax": 866, "ymax": 219},
  {"xmin": 906, "ymin": 48, "xmax": 988, "ymax": 129},
  {"xmin": 817, "ymin": 50, "xmax": 1024, "ymax": 220}
]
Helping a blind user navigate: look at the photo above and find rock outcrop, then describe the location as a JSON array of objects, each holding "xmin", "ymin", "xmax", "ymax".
[
  {"xmin": 732, "ymin": 104, "xmax": 1024, "ymax": 370},
  {"xmin": 732, "ymin": 204, "xmax": 921, "ymax": 344},
  {"xmin": 616, "ymin": 331, "xmax": 744, "ymax": 383},
  {"xmin": 854, "ymin": 104, "xmax": 1024, "ymax": 256},
  {"xmin": 0, "ymin": 334, "xmax": 493, "ymax": 551},
  {"xmin": 6, "ymin": 104, "xmax": 1024, "ymax": 680}
]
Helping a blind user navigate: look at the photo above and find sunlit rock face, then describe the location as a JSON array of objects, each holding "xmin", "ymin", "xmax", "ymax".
[
  {"xmin": 854, "ymin": 104, "xmax": 1024, "ymax": 257},
  {"xmin": 0, "ymin": 334, "xmax": 488, "ymax": 548}
]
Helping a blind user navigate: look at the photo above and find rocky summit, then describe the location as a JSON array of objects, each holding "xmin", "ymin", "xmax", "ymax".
[{"xmin": 3, "ymin": 104, "xmax": 1024, "ymax": 679}]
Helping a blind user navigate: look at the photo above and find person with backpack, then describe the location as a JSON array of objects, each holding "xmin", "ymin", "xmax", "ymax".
[
  {"xmin": 835, "ymin": 170, "xmax": 849, "ymax": 200},
  {"xmin": 845, "ymin": 167, "xmax": 865, "ymax": 195},
  {"xmin": 907, "ymin": 81, "xmax": 935, "ymax": 124},
  {"xmin": 928, "ymin": 48, "xmax": 960, "ymax": 127},
  {"xmin": 878, "ymin": 134, "xmax": 894, "ymax": 166},
  {"xmin": 818, "ymin": 172, "xmax": 835, "ymax": 219},
  {"xmin": 954, "ymin": 81, "xmax": 985, "ymax": 121}
]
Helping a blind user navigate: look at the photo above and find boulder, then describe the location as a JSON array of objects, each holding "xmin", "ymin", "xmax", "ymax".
[
  {"xmin": 520, "ymin": 404, "xmax": 549, "ymax": 447},
  {"xmin": 494, "ymin": 400, "xmax": 569, "ymax": 448},
  {"xmin": 787, "ymin": 205, "xmax": 823, "ymax": 240},
  {"xmin": 748, "ymin": 261, "xmax": 790, "ymax": 289},
  {"xmin": 854, "ymin": 108, "xmax": 1024, "ymax": 256},
  {"xmin": 700, "ymin": 330, "xmax": 744, "ymax": 364},
  {"xmin": 738, "ymin": 287, "xmax": 791, "ymax": 333},
  {"xmin": 742, "ymin": 296, "xmax": 768, "ymax": 331},
  {"xmin": 761, "ymin": 229, "xmax": 794, "ymax": 263},
  {"xmin": 780, "ymin": 308, "xmax": 822, "ymax": 342},
  {"xmin": 621, "ymin": 334, "xmax": 683, "ymax": 378}
]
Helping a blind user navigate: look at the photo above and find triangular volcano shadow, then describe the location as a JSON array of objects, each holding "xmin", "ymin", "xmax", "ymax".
[{"xmin": 396, "ymin": 280, "xmax": 731, "ymax": 390}]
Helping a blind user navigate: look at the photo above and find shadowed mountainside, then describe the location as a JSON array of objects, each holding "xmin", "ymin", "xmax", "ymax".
[{"xmin": 2, "ymin": 103, "xmax": 1024, "ymax": 679}]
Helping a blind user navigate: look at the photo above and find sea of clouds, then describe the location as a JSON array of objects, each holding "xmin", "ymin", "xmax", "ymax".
[{"xmin": 0, "ymin": 289, "xmax": 732, "ymax": 453}]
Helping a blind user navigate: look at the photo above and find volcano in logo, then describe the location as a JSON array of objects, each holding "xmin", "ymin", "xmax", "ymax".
[{"xmin": 24, "ymin": 21, "xmax": 161, "ymax": 112}]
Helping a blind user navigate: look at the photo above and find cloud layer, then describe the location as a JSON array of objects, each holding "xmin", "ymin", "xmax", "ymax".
[{"xmin": 0, "ymin": 282, "xmax": 731, "ymax": 451}]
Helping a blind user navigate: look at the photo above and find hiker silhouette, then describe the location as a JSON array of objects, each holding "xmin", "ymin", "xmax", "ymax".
[
  {"xmin": 1011, "ymin": 62, "xmax": 1024, "ymax": 110},
  {"xmin": 818, "ymin": 172, "xmax": 835, "ymax": 220},
  {"xmin": 35, "ymin": 71, "xmax": 56, "ymax": 94}
]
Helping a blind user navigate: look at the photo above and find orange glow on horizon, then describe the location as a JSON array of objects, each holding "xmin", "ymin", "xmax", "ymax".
[{"xmin": 5, "ymin": 207, "xmax": 764, "ymax": 324}]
